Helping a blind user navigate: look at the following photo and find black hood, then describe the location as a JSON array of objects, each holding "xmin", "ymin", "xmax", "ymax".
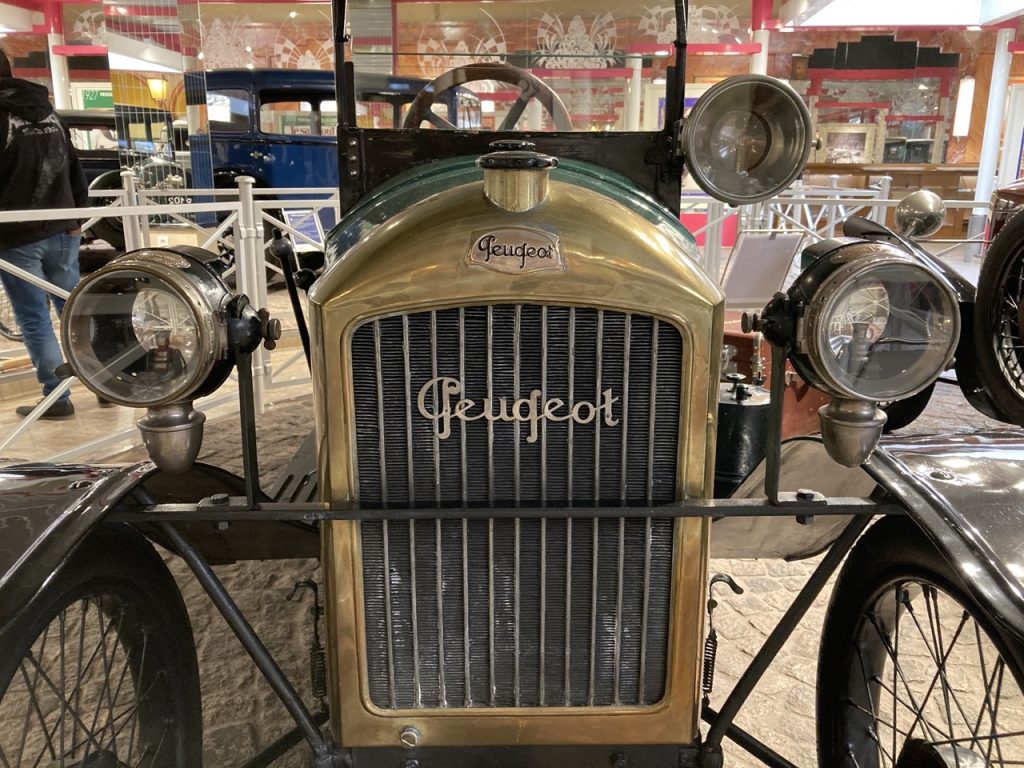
[{"xmin": 0, "ymin": 78, "xmax": 54, "ymax": 122}]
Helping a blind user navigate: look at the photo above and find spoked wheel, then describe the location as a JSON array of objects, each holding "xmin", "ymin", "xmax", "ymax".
[
  {"xmin": 818, "ymin": 518, "xmax": 1024, "ymax": 768},
  {"xmin": 0, "ymin": 525, "xmax": 202, "ymax": 767},
  {"xmin": 975, "ymin": 209, "xmax": 1024, "ymax": 425},
  {"xmin": 0, "ymin": 282, "xmax": 23, "ymax": 342}
]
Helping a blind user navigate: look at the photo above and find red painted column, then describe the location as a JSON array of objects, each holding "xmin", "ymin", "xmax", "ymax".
[{"xmin": 751, "ymin": 0, "xmax": 773, "ymax": 31}]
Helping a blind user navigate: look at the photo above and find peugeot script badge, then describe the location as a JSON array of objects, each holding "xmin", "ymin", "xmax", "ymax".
[{"xmin": 467, "ymin": 227, "xmax": 565, "ymax": 274}]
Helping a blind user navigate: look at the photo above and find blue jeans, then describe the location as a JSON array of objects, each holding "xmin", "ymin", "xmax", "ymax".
[{"xmin": 0, "ymin": 233, "xmax": 80, "ymax": 403}]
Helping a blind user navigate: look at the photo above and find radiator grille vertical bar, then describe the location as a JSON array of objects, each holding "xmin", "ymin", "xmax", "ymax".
[
  {"xmin": 459, "ymin": 309, "xmax": 468, "ymax": 502},
  {"xmin": 373, "ymin": 321, "xmax": 388, "ymax": 507},
  {"xmin": 402, "ymin": 316, "xmax": 415, "ymax": 504},
  {"xmin": 539, "ymin": 518, "xmax": 547, "ymax": 705},
  {"xmin": 563, "ymin": 518, "xmax": 572, "ymax": 706},
  {"xmin": 488, "ymin": 518, "xmax": 496, "ymax": 706},
  {"xmin": 588, "ymin": 517, "xmax": 598, "ymax": 706},
  {"xmin": 638, "ymin": 517, "xmax": 653, "ymax": 703},
  {"xmin": 487, "ymin": 307, "xmax": 494, "ymax": 506},
  {"xmin": 594, "ymin": 310, "xmax": 604, "ymax": 502},
  {"xmin": 621, "ymin": 315, "xmax": 631, "ymax": 501},
  {"xmin": 409, "ymin": 520, "xmax": 421, "ymax": 706},
  {"xmin": 462, "ymin": 517, "xmax": 471, "ymax": 707},
  {"xmin": 435, "ymin": 518, "xmax": 446, "ymax": 706},
  {"xmin": 541, "ymin": 306, "xmax": 548, "ymax": 504},
  {"xmin": 431, "ymin": 311, "xmax": 441, "ymax": 505},
  {"xmin": 514, "ymin": 518, "xmax": 521, "ymax": 706},
  {"xmin": 382, "ymin": 519, "xmax": 396, "ymax": 707},
  {"xmin": 567, "ymin": 308, "xmax": 575, "ymax": 502},
  {"xmin": 613, "ymin": 516, "xmax": 625, "ymax": 704},
  {"xmin": 647, "ymin": 320, "xmax": 660, "ymax": 505},
  {"xmin": 430, "ymin": 313, "xmax": 446, "ymax": 705},
  {"xmin": 514, "ymin": 305, "xmax": 521, "ymax": 505}
]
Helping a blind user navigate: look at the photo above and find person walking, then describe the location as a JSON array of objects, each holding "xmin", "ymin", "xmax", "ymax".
[{"xmin": 0, "ymin": 47, "xmax": 88, "ymax": 419}]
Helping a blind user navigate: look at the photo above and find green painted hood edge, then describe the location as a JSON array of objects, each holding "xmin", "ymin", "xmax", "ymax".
[{"xmin": 325, "ymin": 155, "xmax": 696, "ymax": 262}]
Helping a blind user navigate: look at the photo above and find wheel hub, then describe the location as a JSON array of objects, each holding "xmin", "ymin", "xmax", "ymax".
[{"xmin": 896, "ymin": 738, "xmax": 988, "ymax": 768}]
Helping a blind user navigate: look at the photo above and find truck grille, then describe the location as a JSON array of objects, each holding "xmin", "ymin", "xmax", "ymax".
[{"xmin": 350, "ymin": 305, "xmax": 683, "ymax": 709}]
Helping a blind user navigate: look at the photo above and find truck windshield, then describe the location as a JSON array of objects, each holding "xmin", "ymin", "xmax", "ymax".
[{"xmin": 347, "ymin": 0, "xmax": 673, "ymax": 132}]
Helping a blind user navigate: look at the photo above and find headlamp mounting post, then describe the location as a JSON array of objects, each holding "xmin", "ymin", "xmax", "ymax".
[
  {"xmin": 227, "ymin": 294, "xmax": 282, "ymax": 506},
  {"xmin": 742, "ymin": 296, "xmax": 825, "ymax": 509}
]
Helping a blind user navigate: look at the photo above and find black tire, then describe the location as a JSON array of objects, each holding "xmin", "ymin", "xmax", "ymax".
[
  {"xmin": 975, "ymin": 209, "xmax": 1024, "ymax": 425},
  {"xmin": 0, "ymin": 282, "xmax": 22, "ymax": 342},
  {"xmin": 0, "ymin": 524, "xmax": 202, "ymax": 767},
  {"xmin": 817, "ymin": 517, "xmax": 1024, "ymax": 768},
  {"xmin": 879, "ymin": 382, "xmax": 934, "ymax": 433},
  {"xmin": 85, "ymin": 171, "xmax": 128, "ymax": 251}
]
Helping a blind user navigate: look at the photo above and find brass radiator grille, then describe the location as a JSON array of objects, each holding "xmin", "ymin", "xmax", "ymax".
[{"xmin": 350, "ymin": 305, "xmax": 684, "ymax": 710}]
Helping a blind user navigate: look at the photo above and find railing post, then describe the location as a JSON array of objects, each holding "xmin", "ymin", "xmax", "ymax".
[
  {"xmin": 120, "ymin": 170, "xmax": 143, "ymax": 251},
  {"xmin": 236, "ymin": 175, "xmax": 266, "ymax": 414},
  {"xmin": 704, "ymin": 200, "xmax": 725, "ymax": 279},
  {"xmin": 826, "ymin": 175, "xmax": 840, "ymax": 238},
  {"xmin": 872, "ymin": 176, "xmax": 892, "ymax": 224}
]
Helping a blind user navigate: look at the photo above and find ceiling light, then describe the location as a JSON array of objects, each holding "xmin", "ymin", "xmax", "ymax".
[
  {"xmin": 780, "ymin": 0, "xmax": 987, "ymax": 27},
  {"xmin": 288, "ymin": 11, "xmax": 298, "ymax": 18}
]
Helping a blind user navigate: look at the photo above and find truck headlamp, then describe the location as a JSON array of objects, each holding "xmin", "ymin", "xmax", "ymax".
[
  {"xmin": 790, "ymin": 242, "xmax": 959, "ymax": 402},
  {"xmin": 682, "ymin": 75, "xmax": 812, "ymax": 205},
  {"xmin": 62, "ymin": 248, "xmax": 233, "ymax": 409},
  {"xmin": 755, "ymin": 239, "xmax": 959, "ymax": 466}
]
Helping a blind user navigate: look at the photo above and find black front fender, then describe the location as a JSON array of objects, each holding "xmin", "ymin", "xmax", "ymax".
[
  {"xmin": 0, "ymin": 463, "xmax": 152, "ymax": 630},
  {"xmin": 0, "ymin": 460, "xmax": 301, "ymax": 632},
  {"xmin": 868, "ymin": 431, "xmax": 1024, "ymax": 641}
]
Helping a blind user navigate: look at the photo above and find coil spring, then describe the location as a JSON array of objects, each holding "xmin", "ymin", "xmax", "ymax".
[
  {"xmin": 701, "ymin": 628, "xmax": 718, "ymax": 697},
  {"xmin": 311, "ymin": 645, "xmax": 328, "ymax": 703}
]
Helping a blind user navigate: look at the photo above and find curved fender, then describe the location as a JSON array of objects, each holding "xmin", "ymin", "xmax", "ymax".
[
  {"xmin": 0, "ymin": 461, "xmax": 261, "ymax": 632},
  {"xmin": 867, "ymin": 431, "xmax": 1024, "ymax": 641},
  {"xmin": 0, "ymin": 463, "xmax": 152, "ymax": 630}
]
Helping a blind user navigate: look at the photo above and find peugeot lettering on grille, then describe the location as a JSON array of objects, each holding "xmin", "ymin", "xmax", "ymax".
[{"xmin": 417, "ymin": 376, "xmax": 619, "ymax": 442}]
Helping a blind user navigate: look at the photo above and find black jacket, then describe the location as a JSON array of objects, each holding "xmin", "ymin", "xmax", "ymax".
[{"xmin": 0, "ymin": 77, "xmax": 88, "ymax": 250}]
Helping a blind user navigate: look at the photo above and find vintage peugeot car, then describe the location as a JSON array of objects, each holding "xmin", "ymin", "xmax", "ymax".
[{"xmin": 1, "ymin": 2, "xmax": 1022, "ymax": 767}]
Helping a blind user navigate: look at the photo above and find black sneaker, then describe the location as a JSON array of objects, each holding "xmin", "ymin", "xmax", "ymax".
[
  {"xmin": 15, "ymin": 400, "xmax": 75, "ymax": 420},
  {"xmin": 96, "ymin": 395, "xmax": 116, "ymax": 409}
]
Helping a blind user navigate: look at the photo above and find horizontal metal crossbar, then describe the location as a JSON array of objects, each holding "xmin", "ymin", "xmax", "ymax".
[{"xmin": 111, "ymin": 495, "xmax": 902, "ymax": 523}]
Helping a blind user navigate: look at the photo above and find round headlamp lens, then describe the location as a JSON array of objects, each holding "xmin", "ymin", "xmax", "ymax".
[
  {"xmin": 814, "ymin": 262, "xmax": 958, "ymax": 400},
  {"xmin": 65, "ymin": 270, "xmax": 207, "ymax": 405}
]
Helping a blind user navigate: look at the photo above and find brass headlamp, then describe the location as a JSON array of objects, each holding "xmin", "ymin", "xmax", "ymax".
[{"xmin": 61, "ymin": 245, "xmax": 277, "ymax": 473}]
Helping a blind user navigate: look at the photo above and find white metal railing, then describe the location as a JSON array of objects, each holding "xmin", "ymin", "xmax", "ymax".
[{"xmin": 0, "ymin": 173, "xmax": 992, "ymax": 462}]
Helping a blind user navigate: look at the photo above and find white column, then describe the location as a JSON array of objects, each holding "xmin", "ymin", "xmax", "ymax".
[
  {"xmin": 625, "ymin": 54, "xmax": 642, "ymax": 131},
  {"xmin": 750, "ymin": 28, "xmax": 770, "ymax": 76},
  {"xmin": 47, "ymin": 33, "xmax": 71, "ymax": 110},
  {"xmin": 527, "ymin": 99, "xmax": 544, "ymax": 131},
  {"xmin": 999, "ymin": 84, "xmax": 1024, "ymax": 187},
  {"xmin": 971, "ymin": 26, "xmax": 1015, "ymax": 242}
]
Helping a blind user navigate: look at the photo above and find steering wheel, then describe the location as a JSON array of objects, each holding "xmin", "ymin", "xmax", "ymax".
[{"xmin": 403, "ymin": 62, "xmax": 574, "ymax": 131}]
